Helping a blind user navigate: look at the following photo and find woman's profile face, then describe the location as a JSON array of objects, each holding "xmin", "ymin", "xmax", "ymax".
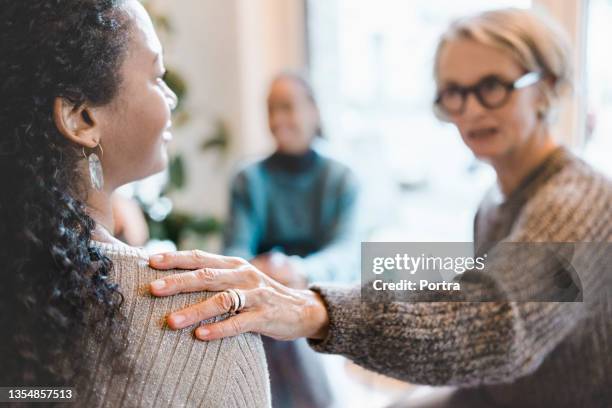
[
  {"xmin": 95, "ymin": 0, "xmax": 177, "ymax": 188},
  {"xmin": 436, "ymin": 38, "xmax": 543, "ymax": 162},
  {"xmin": 267, "ymin": 77, "xmax": 319, "ymax": 155}
]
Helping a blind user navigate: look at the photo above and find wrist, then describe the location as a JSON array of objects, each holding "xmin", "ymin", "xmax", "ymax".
[{"xmin": 303, "ymin": 289, "xmax": 330, "ymax": 340}]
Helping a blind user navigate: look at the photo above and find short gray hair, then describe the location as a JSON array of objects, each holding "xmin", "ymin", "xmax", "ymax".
[{"xmin": 433, "ymin": 8, "xmax": 573, "ymax": 123}]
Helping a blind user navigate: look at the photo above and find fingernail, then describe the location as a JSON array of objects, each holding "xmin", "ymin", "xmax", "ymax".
[
  {"xmin": 150, "ymin": 280, "xmax": 166, "ymax": 291},
  {"xmin": 169, "ymin": 314, "xmax": 185, "ymax": 327},
  {"xmin": 197, "ymin": 327, "xmax": 210, "ymax": 338},
  {"xmin": 150, "ymin": 254, "xmax": 165, "ymax": 264}
]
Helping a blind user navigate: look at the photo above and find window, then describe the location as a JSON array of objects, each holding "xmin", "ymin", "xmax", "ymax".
[
  {"xmin": 585, "ymin": 0, "xmax": 612, "ymax": 178},
  {"xmin": 308, "ymin": 0, "xmax": 531, "ymax": 242}
]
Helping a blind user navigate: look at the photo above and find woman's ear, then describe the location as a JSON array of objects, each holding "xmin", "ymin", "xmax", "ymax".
[{"xmin": 53, "ymin": 97, "xmax": 101, "ymax": 148}]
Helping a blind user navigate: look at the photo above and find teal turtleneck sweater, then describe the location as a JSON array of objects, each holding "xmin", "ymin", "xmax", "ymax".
[{"xmin": 223, "ymin": 149, "xmax": 360, "ymax": 284}]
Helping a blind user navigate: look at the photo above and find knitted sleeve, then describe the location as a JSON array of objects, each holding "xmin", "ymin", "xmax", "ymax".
[{"xmin": 308, "ymin": 165, "xmax": 612, "ymax": 386}]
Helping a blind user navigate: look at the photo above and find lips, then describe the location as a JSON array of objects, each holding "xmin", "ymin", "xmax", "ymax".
[
  {"xmin": 468, "ymin": 127, "xmax": 499, "ymax": 139},
  {"xmin": 274, "ymin": 128, "xmax": 294, "ymax": 139},
  {"xmin": 162, "ymin": 122, "xmax": 173, "ymax": 142}
]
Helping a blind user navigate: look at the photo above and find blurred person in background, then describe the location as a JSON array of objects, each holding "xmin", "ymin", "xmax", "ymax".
[
  {"xmin": 151, "ymin": 8, "xmax": 611, "ymax": 408},
  {"xmin": 223, "ymin": 71, "xmax": 361, "ymax": 407},
  {"xmin": 224, "ymin": 71, "xmax": 360, "ymax": 289}
]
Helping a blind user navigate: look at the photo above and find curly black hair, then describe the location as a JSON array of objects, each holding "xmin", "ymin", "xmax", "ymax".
[{"xmin": 0, "ymin": 0, "xmax": 131, "ymax": 386}]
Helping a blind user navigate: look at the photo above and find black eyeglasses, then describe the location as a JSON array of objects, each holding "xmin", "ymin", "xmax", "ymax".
[{"xmin": 434, "ymin": 72, "xmax": 541, "ymax": 116}]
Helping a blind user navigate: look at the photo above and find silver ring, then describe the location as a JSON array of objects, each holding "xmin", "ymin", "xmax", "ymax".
[
  {"xmin": 225, "ymin": 289, "xmax": 246, "ymax": 314},
  {"xmin": 225, "ymin": 289, "xmax": 239, "ymax": 313},
  {"xmin": 235, "ymin": 289, "xmax": 246, "ymax": 313}
]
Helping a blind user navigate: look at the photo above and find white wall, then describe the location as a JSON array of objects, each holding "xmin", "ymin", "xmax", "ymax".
[{"xmin": 534, "ymin": 0, "xmax": 589, "ymax": 147}]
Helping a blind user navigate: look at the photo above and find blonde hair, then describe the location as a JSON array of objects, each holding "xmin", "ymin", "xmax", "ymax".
[{"xmin": 433, "ymin": 8, "xmax": 573, "ymax": 123}]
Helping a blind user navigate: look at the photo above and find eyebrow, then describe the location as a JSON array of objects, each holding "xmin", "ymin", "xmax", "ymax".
[{"xmin": 441, "ymin": 73, "xmax": 512, "ymax": 88}]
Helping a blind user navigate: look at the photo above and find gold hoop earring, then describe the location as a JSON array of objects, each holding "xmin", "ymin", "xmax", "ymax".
[{"xmin": 83, "ymin": 143, "xmax": 104, "ymax": 191}]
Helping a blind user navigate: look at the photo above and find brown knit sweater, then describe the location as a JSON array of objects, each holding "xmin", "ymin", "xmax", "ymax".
[
  {"xmin": 309, "ymin": 147, "xmax": 612, "ymax": 407},
  {"xmin": 77, "ymin": 243, "xmax": 271, "ymax": 408}
]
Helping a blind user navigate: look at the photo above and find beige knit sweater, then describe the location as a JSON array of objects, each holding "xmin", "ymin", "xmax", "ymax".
[{"xmin": 77, "ymin": 243, "xmax": 271, "ymax": 408}]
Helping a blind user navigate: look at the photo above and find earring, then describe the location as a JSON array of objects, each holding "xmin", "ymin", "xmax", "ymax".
[
  {"xmin": 537, "ymin": 105, "xmax": 548, "ymax": 120},
  {"xmin": 83, "ymin": 143, "xmax": 104, "ymax": 191}
]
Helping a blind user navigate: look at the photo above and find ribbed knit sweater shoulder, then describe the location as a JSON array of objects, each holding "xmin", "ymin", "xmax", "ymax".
[
  {"xmin": 77, "ymin": 243, "xmax": 271, "ymax": 408},
  {"xmin": 308, "ymin": 147, "xmax": 612, "ymax": 407}
]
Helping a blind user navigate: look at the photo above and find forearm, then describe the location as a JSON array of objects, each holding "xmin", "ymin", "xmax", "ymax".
[
  {"xmin": 307, "ymin": 284, "xmax": 582, "ymax": 387},
  {"xmin": 307, "ymin": 239, "xmax": 601, "ymax": 385}
]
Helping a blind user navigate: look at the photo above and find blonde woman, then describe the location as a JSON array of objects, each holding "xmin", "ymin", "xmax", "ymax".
[{"xmin": 148, "ymin": 8, "xmax": 612, "ymax": 407}]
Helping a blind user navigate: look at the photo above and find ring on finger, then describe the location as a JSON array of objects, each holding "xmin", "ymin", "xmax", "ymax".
[{"xmin": 225, "ymin": 288, "xmax": 246, "ymax": 314}]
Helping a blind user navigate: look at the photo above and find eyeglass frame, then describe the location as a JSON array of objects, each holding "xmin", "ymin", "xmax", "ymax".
[{"xmin": 434, "ymin": 71, "xmax": 542, "ymax": 116}]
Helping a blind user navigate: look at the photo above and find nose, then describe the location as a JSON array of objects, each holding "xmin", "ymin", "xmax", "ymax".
[
  {"xmin": 268, "ymin": 107, "xmax": 283, "ymax": 129},
  {"xmin": 163, "ymin": 82, "xmax": 178, "ymax": 111},
  {"xmin": 462, "ymin": 92, "xmax": 486, "ymax": 119}
]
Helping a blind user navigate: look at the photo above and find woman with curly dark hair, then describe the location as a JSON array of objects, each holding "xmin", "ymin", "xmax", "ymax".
[{"xmin": 0, "ymin": 1, "xmax": 270, "ymax": 406}]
